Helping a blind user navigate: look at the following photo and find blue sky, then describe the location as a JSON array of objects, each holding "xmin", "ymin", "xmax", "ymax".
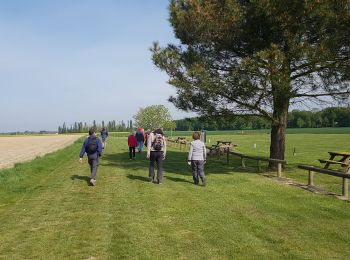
[{"xmin": 0, "ymin": 0, "xmax": 192, "ymax": 132}]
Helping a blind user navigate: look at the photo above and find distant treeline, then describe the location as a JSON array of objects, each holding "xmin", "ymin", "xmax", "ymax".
[
  {"xmin": 58, "ymin": 120, "xmax": 133, "ymax": 133},
  {"xmin": 174, "ymin": 107, "xmax": 350, "ymax": 131}
]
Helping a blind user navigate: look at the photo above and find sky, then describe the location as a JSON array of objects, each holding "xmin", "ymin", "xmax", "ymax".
[{"xmin": 0, "ymin": 0, "xmax": 193, "ymax": 132}]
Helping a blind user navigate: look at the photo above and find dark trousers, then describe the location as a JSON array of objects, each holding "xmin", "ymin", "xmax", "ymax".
[
  {"xmin": 191, "ymin": 160, "xmax": 206, "ymax": 184},
  {"xmin": 88, "ymin": 153, "xmax": 99, "ymax": 179},
  {"xmin": 129, "ymin": 147, "xmax": 135, "ymax": 159},
  {"xmin": 149, "ymin": 151, "xmax": 164, "ymax": 183}
]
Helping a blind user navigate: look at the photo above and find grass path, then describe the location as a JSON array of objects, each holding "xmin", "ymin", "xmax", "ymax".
[{"xmin": 0, "ymin": 137, "xmax": 349, "ymax": 259}]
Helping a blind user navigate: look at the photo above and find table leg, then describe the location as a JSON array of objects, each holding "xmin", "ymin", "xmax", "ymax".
[{"xmin": 324, "ymin": 154, "xmax": 336, "ymax": 169}]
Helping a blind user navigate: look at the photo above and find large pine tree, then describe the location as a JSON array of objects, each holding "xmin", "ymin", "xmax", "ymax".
[{"xmin": 152, "ymin": 0, "xmax": 350, "ymax": 165}]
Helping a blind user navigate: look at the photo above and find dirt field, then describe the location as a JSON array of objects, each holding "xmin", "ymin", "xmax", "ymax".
[{"xmin": 0, "ymin": 135, "xmax": 83, "ymax": 169}]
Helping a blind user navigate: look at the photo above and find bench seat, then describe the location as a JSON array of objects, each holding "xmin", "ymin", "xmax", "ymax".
[{"xmin": 318, "ymin": 159, "xmax": 350, "ymax": 167}]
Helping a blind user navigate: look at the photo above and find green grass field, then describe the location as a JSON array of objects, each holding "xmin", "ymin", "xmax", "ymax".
[{"xmin": 0, "ymin": 132, "xmax": 350, "ymax": 259}]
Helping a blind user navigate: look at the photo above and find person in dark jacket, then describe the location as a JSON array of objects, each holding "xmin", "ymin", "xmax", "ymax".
[
  {"xmin": 100, "ymin": 128, "xmax": 108, "ymax": 149},
  {"xmin": 135, "ymin": 128, "xmax": 145, "ymax": 153},
  {"xmin": 79, "ymin": 128, "xmax": 103, "ymax": 186}
]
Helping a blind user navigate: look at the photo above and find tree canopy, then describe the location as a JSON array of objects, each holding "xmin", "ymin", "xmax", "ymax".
[
  {"xmin": 152, "ymin": 0, "xmax": 350, "ymax": 162},
  {"xmin": 133, "ymin": 105, "xmax": 174, "ymax": 130}
]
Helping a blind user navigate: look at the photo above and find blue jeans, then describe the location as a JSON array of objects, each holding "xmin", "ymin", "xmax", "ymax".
[{"xmin": 137, "ymin": 141, "xmax": 143, "ymax": 152}]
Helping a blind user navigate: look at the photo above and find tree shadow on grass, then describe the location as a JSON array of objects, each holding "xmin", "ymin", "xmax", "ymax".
[
  {"xmin": 100, "ymin": 149, "xmax": 255, "ymax": 177},
  {"xmin": 71, "ymin": 175, "xmax": 92, "ymax": 186}
]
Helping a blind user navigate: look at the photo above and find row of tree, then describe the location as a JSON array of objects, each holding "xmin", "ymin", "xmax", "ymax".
[
  {"xmin": 58, "ymin": 120, "xmax": 133, "ymax": 133},
  {"xmin": 58, "ymin": 105, "xmax": 177, "ymax": 134},
  {"xmin": 58, "ymin": 106, "xmax": 350, "ymax": 133},
  {"xmin": 175, "ymin": 107, "xmax": 350, "ymax": 131}
]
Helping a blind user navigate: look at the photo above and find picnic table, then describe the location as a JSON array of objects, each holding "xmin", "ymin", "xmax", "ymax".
[
  {"xmin": 319, "ymin": 151, "xmax": 350, "ymax": 171},
  {"xmin": 207, "ymin": 140, "xmax": 236, "ymax": 157},
  {"xmin": 297, "ymin": 151, "xmax": 350, "ymax": 198},
  {"xmin": 216, "ymin": 140, "xmax": 232, "ymax": 146}
]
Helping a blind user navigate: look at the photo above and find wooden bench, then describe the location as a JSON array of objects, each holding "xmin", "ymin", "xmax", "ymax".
[
  {"xmin": 298, "ymin": 164, "xmax": 350, "ymax": 198},
  {"xmin": 229, "ymin": 151, "xmax": 287, "ymax": 177}
]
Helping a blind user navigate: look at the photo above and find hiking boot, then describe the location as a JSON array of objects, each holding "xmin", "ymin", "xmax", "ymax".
[{"xmin": 90, "ymin": 179, "xmax": 96, "ymax": 186}]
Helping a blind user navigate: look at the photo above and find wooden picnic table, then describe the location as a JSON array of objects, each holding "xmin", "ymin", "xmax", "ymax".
[
  {"xmin": 319, "ymin": 151, "xmax": 350, "ymax": 170},
  {"xmin": 217, "ymin": 140, "xmax": 232, "ymax": 146}
]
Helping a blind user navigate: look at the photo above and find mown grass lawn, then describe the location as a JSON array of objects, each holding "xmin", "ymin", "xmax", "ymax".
[{"xmin": 0, "ymin": 134, "xmax": 349, "ymax": 259}]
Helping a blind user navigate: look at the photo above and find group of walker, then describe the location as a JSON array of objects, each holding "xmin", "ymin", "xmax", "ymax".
[{"xmin": 79, "ymin": 127, "xmax": 206, "ymax": 187}]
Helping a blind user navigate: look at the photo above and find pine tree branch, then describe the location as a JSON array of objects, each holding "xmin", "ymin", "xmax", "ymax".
[
  {"xmin": 291, "ymin": 56, "xmax": 350, "ymax": 80},
  {"xmin": 294, "ymin": 90, "xmax": 350, "ymax": 98}
]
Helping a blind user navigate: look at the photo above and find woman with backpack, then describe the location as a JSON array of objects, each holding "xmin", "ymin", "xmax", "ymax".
[{"xmin": 147, "ymin": 128, "xmax": 166, "ymax": 184}]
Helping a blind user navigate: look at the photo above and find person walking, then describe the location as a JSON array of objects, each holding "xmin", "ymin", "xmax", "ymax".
[
  {"xmin": 79, "ymin": 128, "xmax": 103, "ymax": 186},
  {"xmin": 128, "ymin": 132, "xmax": 137, "ymax": 160},
  {"xmin": 147, "ymin": 128, "xmax": 166, "ymax": 184},
  {"xmin": 100, "ymin": 127, "xmax": 108, "ymax": 149},
  {"xmin": 188, "ymin": 131, "xmax": 207, "ymax": 186},
  {"xmin": 135, "ymin": 128, "xmax": 145, "ymax": 153}
]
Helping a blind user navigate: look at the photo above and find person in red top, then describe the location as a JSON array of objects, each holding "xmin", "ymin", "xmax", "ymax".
[{"xmin": 128, "ymin": 132, "xmax": 137, "ymax": 160}]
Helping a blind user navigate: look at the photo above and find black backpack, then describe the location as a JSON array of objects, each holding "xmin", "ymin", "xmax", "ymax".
[{"xmin": 86, "ymin": 137, "xmax": 98, "ymax": 154}]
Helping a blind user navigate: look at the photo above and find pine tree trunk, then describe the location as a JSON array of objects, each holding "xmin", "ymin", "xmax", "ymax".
[{"xmin": 269, "ymin": 99, "xmax": 289, "ymax": 169}]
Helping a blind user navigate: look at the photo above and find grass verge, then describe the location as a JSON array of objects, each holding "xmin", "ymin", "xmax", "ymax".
[{"xmin": 0, "ymin": 136, "xmax": 349, "ymax": 259}]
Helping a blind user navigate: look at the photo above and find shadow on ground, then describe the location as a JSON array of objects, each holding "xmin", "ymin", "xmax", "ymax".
[
  {"xmin": 71, "ymin": 175, "xmax": 92, "ymax": 186},
  {"xmin": 99, "ymin": 149, "xmax": 260, "ymax": 177},
  {"xmin": 126, "ymin": 174, "xmax": 149, "ymax": 182}
]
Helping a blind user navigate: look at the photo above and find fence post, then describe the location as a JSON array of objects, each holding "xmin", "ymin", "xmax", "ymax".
[
  {"xmin": 277, "ymin": 163, "xmax": 282, "ymax": 177},
  {"xmin": 226, "ymin": 148, "xmax": 229, "ymax": 164},
  {"xmin": 308, "ymin": 170, "xmax": 314, "ymax": 186},
  {"xmin": 342, "ymin": 178, "xmax": 349, "ymax": 198},
  {"xmin": 241, "ymin": 156, "xmax": 245, "ymax": 168}
]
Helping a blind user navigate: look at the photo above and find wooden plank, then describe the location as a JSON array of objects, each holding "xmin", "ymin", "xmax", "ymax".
[
  {"xmin": 318, "ymin": 159, "xmax": 350, "ymax": 166},
  {"xmin": 328, "ymin": 151, "xmax": 350, "ymax": 157},
  {"xmin": 217, "ymin": 140, "xmax": 232, "ymax": 144},
  {"xmin": 298, "ymin": 165, "xmax": 350, "ymax": 178},
  {"xmin": 229, "ymin": 151, "xmax": 287, "ymax": 164}
]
